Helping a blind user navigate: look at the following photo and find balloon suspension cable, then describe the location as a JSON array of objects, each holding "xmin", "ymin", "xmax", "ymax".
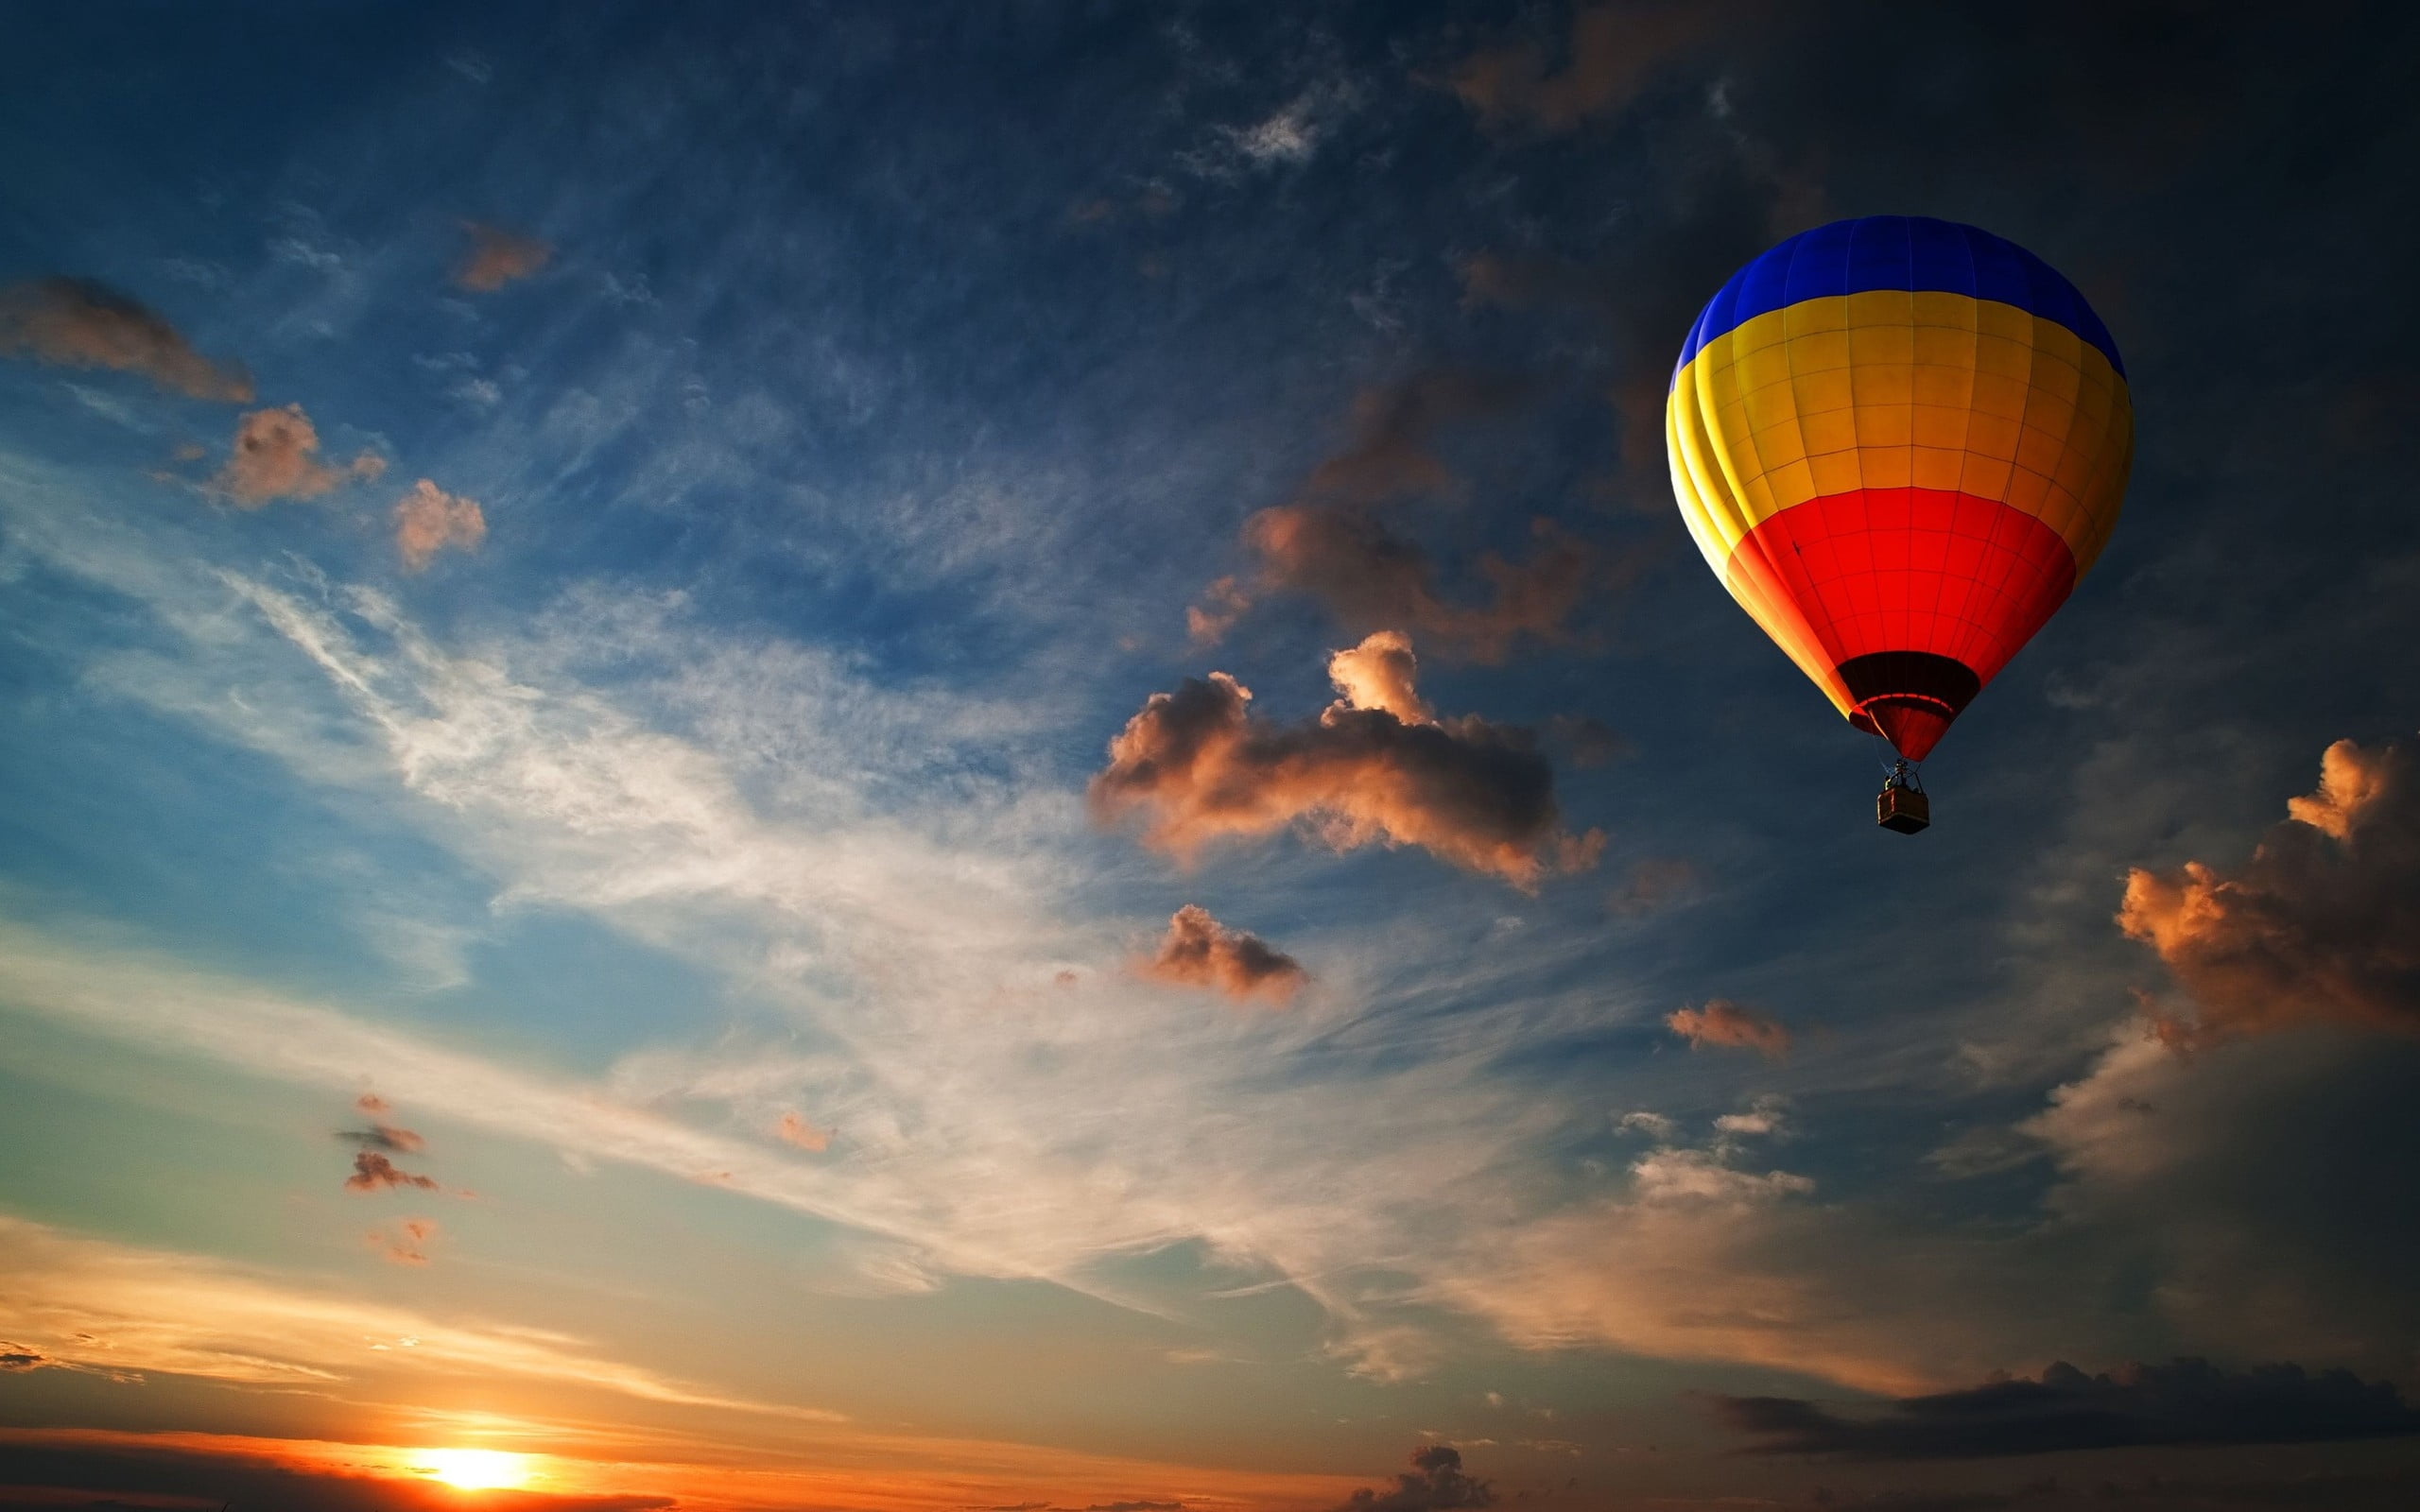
[{"xmin": 1882, "ymin": 755, "xmax": 1924, "ymax": 794}]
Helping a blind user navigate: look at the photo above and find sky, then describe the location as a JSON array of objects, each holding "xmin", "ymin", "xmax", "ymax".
[{"xmin": 1, "ymin": 3, "xmax": 2417, "ymax": 1510}]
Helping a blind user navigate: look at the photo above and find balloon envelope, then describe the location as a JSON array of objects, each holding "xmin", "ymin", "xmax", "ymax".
[{"xmin": 1666, "ymin": 216, "xmax": 2131, "ymax": 760}]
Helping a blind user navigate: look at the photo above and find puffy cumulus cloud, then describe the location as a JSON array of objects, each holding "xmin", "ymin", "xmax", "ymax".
[
  {"xmin": 344, "ymin": 1151, "xmax": 439, "ymax": 1193},
  {"xmin": 1187, "ymin": 370, "xmax": 1603, "ymax": 663},
  {"xmin": 1450, "ymin": 2, "xmax": 1747, "ymax": 134},
  {"xmin": 1327, "ymin": 629, "xmax": 1433, "ymax": 725},
  {"xmin": 0, "ymin": 276, "xmax": 253, "ymax": 401},
  {"xmin": 1326, "ymin": 1444, "xmax": 1493, "ymax": 1512},
  {"xmin": 775, "ymin": 1111, "xmax": 831, "ymax": 1152},
  {"xmin": 1667, "ymin": 998, "xmax": 1790, "ymax": 1058},
  {"xmin": 1708, "ymin": 1357, "xmax": 2420, "ymax": 1459},
  {"xmin": 455, "ymin": 221, "xmax": 553, "ymax": 291},
  {"xmin": 1090, "ymin": 639, "xmax": 1602, "ymax": 890},
  {"xmin": 392, "ymin": 478, "xmax": 488, "ymax": 570},
  {"xmin": 2118, "ymin": 736, "xmax": 2419, "ymax": 1046},
  {"xmin": 1140, "ymin": 904, "xmax": 1306, "ymax": 1005},
  {"xmin": 368, "ymin": 1217, "xmax": 439, "ymax": 1267},
  {"xmin": 213, "ymin": 404, "xmax": 385, "ymax": 507}
]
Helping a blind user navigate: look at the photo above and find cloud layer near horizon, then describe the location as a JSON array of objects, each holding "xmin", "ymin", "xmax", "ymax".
[{"xmin": 1711, "ymin": 1358, "xmax": 2420, "ymax": 1459}]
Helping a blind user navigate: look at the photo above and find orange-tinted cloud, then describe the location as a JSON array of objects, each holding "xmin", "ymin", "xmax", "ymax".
[
  {"xmin": 368, "ymin": 1217, "xmax": 439, "ymax": 1267},
  {"xmin": 1141, "ymin": 904, "xmax": 1306, "ymax": 1005},
  {"xmin": 214, "ymin": 404, "xmax": 384, "ymax": 507},
  {"xmin": 1451, "ymin": 2, "xmax": 1745, "ymax": 134},
  {"xmin": 1324, "ymin": 629, "xmax": 1432, "ymax": 725},
  {"xmin": 0, "ymin": 1343, "xmax": 50, "ymax": 1372},
  {"xmin": 0, "ymin": 276, "xmax": 254, "ymax": 401},
  {"xmin": 1091, "ymin": 634, "xmax": 1601, "ymax": 890},
  {"xmin": 345, "ymin": 1151, "xmax": 439, "ymax": 1193},
  {"xmin": 776, "ymin": 1111, "xmax": 832, "ymax": 1152},
  {"xmin": 456, "ymin": 222, "xmax": 553, "ymax": 291},
  {"xmin": 2119, "ymin": 736, "xmax": 2419, "ymax": 1047},
  {"xmin": 340, "ymin": 1121, "xmax": 426, "ymax": 1154},
  {"xmin": 1188, "ymin": 370, "xmax": 1600, "ymax": 663},
  {"xmin": 392, "ymin": 478, "xmax": 488, "ymax": 569},
  {"xmin": 1667, "ymin": 999, "xmax": 1789, "ymax": 1058}
]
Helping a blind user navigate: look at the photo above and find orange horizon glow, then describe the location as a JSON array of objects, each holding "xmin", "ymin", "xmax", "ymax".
[{"xmin": 418, "ymin": 1447, "xmax": 535, "ymax": 1490}]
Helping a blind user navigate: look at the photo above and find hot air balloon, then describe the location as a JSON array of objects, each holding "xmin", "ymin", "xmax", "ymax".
[{"xmin": 1665, "ymin": 216, "xmax": 2131, "ymax": 832}]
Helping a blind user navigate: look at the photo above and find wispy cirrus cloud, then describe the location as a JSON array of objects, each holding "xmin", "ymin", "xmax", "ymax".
[
  {"xmin": 0, "ymin": 1213, "xmax": 841, "ymax": 1417},
  {"xmin": 0, "ymin": 277, "xmax": 254, "ymax": 401}
]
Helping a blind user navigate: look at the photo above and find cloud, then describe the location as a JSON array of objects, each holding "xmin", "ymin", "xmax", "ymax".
[
  {"xmin": 0, "ymin": 1213, "xmax": 843, "ymax": 1418},
  {"xmin": 1187, "ymin": 371, "xmax": 1600, "ymax": 662},
  {"xmin": 1450, "ymin": 3, "xmax": 1745, "ymax": 134},
  {"xmin": 0, "ymin": 277, "xmax": 253, "ymax": 401},
  {"xmin": 369, "ymin": 1217, "xmax": 439, "ymax": 1266},
  {"xmin": 214, "ymin": 404, "xmax": 385, "ymax": 507},
  {"xmin": 1326, "ymin": 1444, "xmax": 1492, "ymax": 1512},
  {"xmin": 1326, "ymin": 629, "xmax": 1434, "ymax": 725},
  {"xmin": 392, "ymin": 478, "xmax": 489, "ymax": 570},
  {"xmin": 340, "ymin": 1122, "xmax": 426, "ymax": 1154},
  {"xmin": 0, "ymin": 1343, "xmax": 52, "ymax": 1371},
  {"xmin": 1232, "ymin": 94, "xmax": 1322, "ymax": 164},
  {"xmin": 1608, "ymin": 856, "xmax": 1699, "ymax": 916},
  {"xmin": 1667, "ymin": 1000, "xmax": 1789, "ymax": 1058},
  {"xmin": 2118, "ymin": 736, "xmax": 2419, "ymax": 1045},
  {"xmin": 775, "ymin": 1111, "xmax": 831, "ymax": 1152},
  {"xmin": 345, "ymin": 1151, "xmax": 439, "ymax": 1193},
  {"xmin": 1708, "ymin": 1357, "xmax": 2420, "ymax": 1459},
  {"xmin": 455, "ymin": 222, "xmax": 553, "ymax": 291},
  {"xmin": 1090, "ymin": 637, "xmax": 1602, "ymax": 889},
  {"xmin": 1140, "ymin": 904, "xmax": 1306, "ymax": 1005}
]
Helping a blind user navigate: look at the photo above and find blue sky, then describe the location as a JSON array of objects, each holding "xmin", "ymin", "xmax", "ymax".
[{"xmin": 2, "ymin": 5, "xmax": 2418, "ymax": 1510}]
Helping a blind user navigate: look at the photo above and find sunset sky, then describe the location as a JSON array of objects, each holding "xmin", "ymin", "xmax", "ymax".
[{"xmin": 2, "ymin": 5, "xmax": 2417, "ymax": 1510}]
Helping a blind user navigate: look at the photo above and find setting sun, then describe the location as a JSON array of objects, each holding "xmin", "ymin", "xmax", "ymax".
[{"xmin": 420, "ymin": 1449, "xmax": 532, "ymax": 1491}]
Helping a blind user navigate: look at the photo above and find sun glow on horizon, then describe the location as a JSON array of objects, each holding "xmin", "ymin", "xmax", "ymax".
[{"xmin": 420, "ymin": 1448, "xmax": 534, "ymax": 1491}]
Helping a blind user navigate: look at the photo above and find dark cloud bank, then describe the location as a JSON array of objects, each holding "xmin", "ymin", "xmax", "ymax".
[{"xmin": 1712, "ymin": 1358, "xmax": 2420, "ymax": 1460}]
